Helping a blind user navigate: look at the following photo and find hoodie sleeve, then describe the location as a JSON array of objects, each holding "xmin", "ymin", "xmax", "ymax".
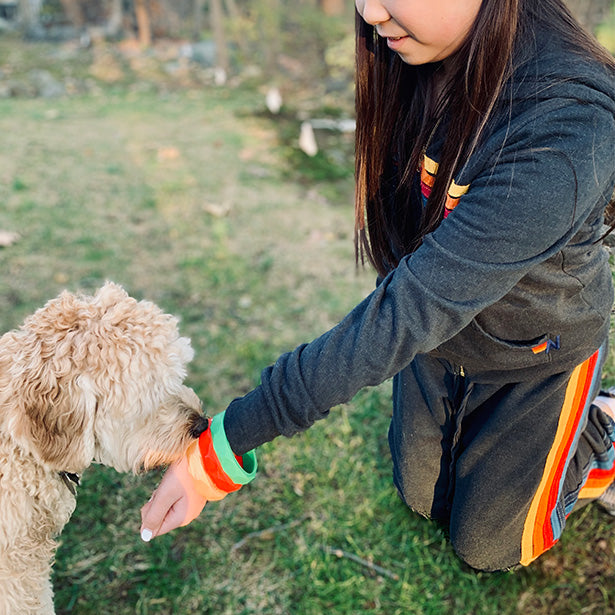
[{"xmin": 223, "ymin": 92, "xmax": 615, "ymax": 456}]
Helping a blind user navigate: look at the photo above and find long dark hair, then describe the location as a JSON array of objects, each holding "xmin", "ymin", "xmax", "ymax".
[{"xmin": 355, "ymin": 0, "xmax": 615, "ymax": 277}]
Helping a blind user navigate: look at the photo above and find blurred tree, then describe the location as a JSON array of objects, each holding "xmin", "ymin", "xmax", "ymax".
[
  {"xmin": 222, "ymin": 0, "xmax": 249, "ymax": 56},
  {"xmin": 58, "ymin": 0, "xmax": 84, "ymax": 27},
  {"xmin": 134, "ymin": 0, "xmax": 151, "ymax": 46},
  {"xmin": 210, "ymin": 0, "xmax": 229, "ymax": 74},
  {"xmin": 17, "ymin": 0, "xmax": 43, "ymax": 37},
  {"xmin": 566, "ymin": 0, "xmax": 613, "ymax": 31},
  {"xmin": 258, "ymin": 0, "xmax": 281, "ymax": 77},
  {"xmin": 53, "ymin": 0, "xmax": 122, "ymax": 37},
  {"xmin": 320, "ymin": 0, "xmax": 343, "ymax": 17},
  {"xmin": 193, "ymin": 0, "xmax": 205, "ymax": 39},
  {"xmin": 106, "ymin": 0, "xmax": 122, "ymax": 36}
]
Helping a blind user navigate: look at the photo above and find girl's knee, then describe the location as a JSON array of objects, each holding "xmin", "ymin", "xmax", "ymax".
[
  {"xmin": 450, "ymin": 520, "xmax": 522, "ymax": 572},
  {"xmin": 393, "ymin": 472, "xmax": 450, "ymax": 521}
]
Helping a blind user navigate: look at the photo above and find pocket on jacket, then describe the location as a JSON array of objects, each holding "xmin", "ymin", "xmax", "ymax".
[{"xmin": 471, "ymin": 316, "xmax": 554, "ymax": 353}]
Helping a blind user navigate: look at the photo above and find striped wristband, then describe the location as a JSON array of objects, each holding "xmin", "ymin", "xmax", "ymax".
[
  {"xmin": 186, "ymin": 412, "xmax": 257, "ymax": 500},
  {"xmin": 185, "ymin": 439, "xmax": 228, "ymax": 501},
  {"xmin": 208, "ymin": 412, "xmax": 257, "ymax": 485},
  {"xmin": 198, "ymin": 420, "xmax": 242, "ymax": 493}
]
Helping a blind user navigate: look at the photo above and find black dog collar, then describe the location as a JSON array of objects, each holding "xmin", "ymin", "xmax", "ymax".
[{"xmin": 59, "ymin": 471, "xmax": 80, "ymax": 495}]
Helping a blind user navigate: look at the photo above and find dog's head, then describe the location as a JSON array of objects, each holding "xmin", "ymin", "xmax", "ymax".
[{"xmin": 0, "ymin": 282, "xmax": 207, "ymax": 474}]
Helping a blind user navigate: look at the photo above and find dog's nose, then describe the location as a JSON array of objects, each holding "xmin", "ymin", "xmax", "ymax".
[{"xmin": 188, "ymin": 414, "xmax": 210, "ymax": 438}]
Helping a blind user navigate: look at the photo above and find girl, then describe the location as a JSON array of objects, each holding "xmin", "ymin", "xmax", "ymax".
[{"xmin": 141, "ymin": 0, "xmax": 615, "ymax": 571}]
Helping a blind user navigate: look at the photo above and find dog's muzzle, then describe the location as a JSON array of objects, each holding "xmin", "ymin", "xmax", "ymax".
[{"xmin": 188, "ymin": 414, "xmax": 210, "ymax": 439}]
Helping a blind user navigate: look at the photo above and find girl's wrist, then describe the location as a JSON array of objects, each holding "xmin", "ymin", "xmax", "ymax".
[
  {"xmin": 185, "ymin": 439, "xmax": 228, "ymax": 500},
  {"xmin": 209, "ymin": 412, "xmax": 258, "ymax": 485},
  {"xmin": 197, "ymin": 417, "xmax": 242, "ymax": 493},
  {"xmin": 186, "ymin": 412, "xmax": 258, "ymax": 499}
]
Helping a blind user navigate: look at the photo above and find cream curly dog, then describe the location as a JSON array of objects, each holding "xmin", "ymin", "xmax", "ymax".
[{"xmin": 0, "ymin": 282, "xmax": 208, "ymax": 615}]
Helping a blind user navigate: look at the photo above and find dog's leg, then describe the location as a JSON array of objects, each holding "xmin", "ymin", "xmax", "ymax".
[
  {"xmin": 0, "ymin": 443, "xmax": 75, "ymax": 615},
  {"xmin": 0, "ymin": 545, "xmax": 57, "ymax": 615}
]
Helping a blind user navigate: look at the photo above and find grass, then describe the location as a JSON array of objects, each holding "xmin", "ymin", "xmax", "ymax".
[{"xmin": 0, "ymin": 38, "xmax": 614, "ymax": 615}]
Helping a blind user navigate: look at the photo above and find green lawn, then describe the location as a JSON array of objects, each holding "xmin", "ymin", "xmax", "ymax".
[{"xmin": 0, "ymin": 44, "xmax": 613, "ymax": 615}]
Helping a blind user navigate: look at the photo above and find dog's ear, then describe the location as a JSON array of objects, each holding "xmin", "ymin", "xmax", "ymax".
[
  {"xmin": 8, "ymin": 341, "xmax": 98, "ymax": 472},
  {"xmin": 1, "ymin": 291, "xmax": 99, "ymax": 473}
]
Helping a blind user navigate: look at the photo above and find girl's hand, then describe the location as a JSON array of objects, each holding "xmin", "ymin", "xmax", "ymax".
[
  {"xmin": 140, "ymin": 412, "xmax": 257, "ymax": 541},
  {"xmin": 140, "ymin": 454, "xmax": 208, "ymax": 541}
]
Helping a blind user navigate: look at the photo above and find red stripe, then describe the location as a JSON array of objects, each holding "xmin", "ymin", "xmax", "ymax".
[{"xmin": 541, "ymin": 353, "xmax": 596, "ymax": 550}]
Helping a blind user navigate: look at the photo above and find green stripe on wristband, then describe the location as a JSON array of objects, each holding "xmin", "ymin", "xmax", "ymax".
[{"xmin": 210, "ymin": 412, "xmax": 257, "ymax": 484}]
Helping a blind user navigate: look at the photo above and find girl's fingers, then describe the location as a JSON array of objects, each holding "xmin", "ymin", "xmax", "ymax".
[
  {"xmin": 140, "ymin": 487, "xmax": 179, "ymax": 541},
  {"xmin": 140, "ymin": 456, "xmax": 208, "ymax": 541}
]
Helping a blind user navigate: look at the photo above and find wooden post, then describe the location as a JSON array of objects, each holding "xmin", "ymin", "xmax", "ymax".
[{"xmin": 134, "ymin": 0, "xmax": 152, "ymax": 47}]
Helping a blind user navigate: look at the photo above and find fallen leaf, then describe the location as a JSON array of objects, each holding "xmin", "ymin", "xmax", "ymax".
[{"xmin": 0, "ymin": 231, "xmax": 19, "ymax": 247}]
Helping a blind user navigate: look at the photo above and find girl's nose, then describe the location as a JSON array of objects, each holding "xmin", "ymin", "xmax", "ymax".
[{"xmin": 356, "ymin": 0, "xmax": 390, "ymax": 26}]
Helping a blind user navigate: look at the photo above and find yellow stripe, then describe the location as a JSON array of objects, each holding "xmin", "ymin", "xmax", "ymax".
[
  {"xmin": 520, "ymin": 364, "xmax": 582, "ymax": 566},
  {"xmin": 422, "ymin": 154, "xmax": 439, "ymax": 175},
  {"xmin": 578, "ymin": 485, "xmax": 611, "ymax": 499},
  {"xmin": 448, "ymin": 180, "xmax": 470, "ymax": 199},
  {"xmin": 422, "ymin": 155, "xmax": 469, "ymax": 210}
]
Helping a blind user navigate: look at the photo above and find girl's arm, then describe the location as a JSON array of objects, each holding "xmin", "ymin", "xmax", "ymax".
[
  {"xmin": 141, "ymin": 85, "xmax": 615, "ymax": 537},
  {"xmin": 224, "ymin": 98, "xmax": 615, "ymax": 454}
]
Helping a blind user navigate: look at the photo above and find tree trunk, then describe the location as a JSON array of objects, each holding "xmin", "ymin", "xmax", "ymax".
[
  {"xmin": 259, "ymin": 0, "xmax": 280, "ymax": 77},
  {"xmin": 106, "ymin": 0, "xmax": 123, "ymax": 37},
  {"xmin": 58, "ymin": 0, "xmax": 85, "ymax": 28},
  {"xmin": 17, "ymin": 0, "xmax": 43, "ymax": 38},
  {"xmin": 193, "ymin": 0, "xmax": 206, "ymax": 40},
  {"xmin": 134, "ymin": 0, "xmax": 152, "ymax": 46},
  {"xmin": 223, "ymin": 0, "xmax": 249, "ymax": 56},
  {"xmin": 223, "ymin": 0, "xmax": 239, "ymax": 19},
  {"xmin": 209, "ymin": 0, "xmax": 229, "ymax": 74}
]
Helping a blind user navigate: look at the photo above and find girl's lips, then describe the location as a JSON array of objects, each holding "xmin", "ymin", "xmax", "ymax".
[{"xmin": 386, "ymin": 35, "xmax": 408, "ymax": 50}]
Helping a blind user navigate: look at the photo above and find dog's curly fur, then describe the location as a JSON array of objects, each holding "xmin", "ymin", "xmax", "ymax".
[{"xmin": 0, "ymin": 282, "xmax": 207, "ymax": 615}]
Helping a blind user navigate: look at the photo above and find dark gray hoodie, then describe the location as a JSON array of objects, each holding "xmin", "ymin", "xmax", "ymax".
[{"xmin": 223, "ymin": 25, "xmax": 615, "ymax": 455}]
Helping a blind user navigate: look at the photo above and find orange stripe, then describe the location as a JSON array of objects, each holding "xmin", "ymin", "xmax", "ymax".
[
  {"xmin": 520, "ymin": 353, "xmax": 596, "ymax": 565},
  {"xmin": 421, "ymin": 165, "xmax": 436, "ymax": 189},
  {"xmin": 444, "ymin": 196, "xmax": 460, "ymax": 213},
  {"xmin": 536, "ymin": 363, "xmax": 587, "ymax": 534},
  {"xmin": 421, "ymin": 155, "xmax": 469, "ymax": 216},
  {"xmin": 578, "ymin": 445, "xmax": 615, "ymax": 499}
]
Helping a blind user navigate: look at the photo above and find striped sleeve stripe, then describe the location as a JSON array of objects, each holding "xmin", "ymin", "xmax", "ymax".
[
  {"xmin": 520, "ymin": 348, "xmax": 601, "ymax": 566},
  {"xmin": 421, "ymin": 155, "xmax": 470, "ymax": 217},
  {"xmin": 579, "ymin": 457, "xmax": 615, "ymax": 499}
]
